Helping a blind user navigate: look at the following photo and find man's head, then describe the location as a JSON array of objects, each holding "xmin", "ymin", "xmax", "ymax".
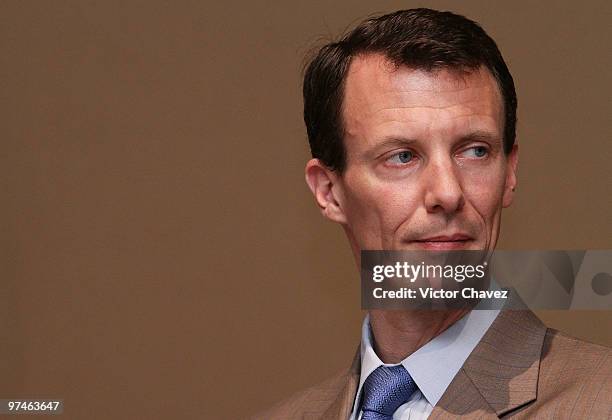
[{"xmin": 303, "ymin": 9, "xmax": 518, "ymax": 257}]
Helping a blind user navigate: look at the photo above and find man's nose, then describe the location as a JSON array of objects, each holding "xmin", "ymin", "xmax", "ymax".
[{"xmin": 423, "ymin": 156, "xmax": 465, "ymax": 215}]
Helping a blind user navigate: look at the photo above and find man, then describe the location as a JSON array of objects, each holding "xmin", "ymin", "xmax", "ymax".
[{"xmin": 254, "ymin": 9, "xmax": 610, "ymax": 419}]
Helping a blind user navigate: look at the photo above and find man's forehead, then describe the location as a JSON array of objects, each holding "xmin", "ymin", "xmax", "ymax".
[{"xmin": 342, "ymin": 53, "xmax": 502, "ymax": 117}]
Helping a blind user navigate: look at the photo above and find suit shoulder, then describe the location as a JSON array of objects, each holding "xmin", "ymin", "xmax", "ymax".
[
  {"xmin": 511, "ymin": 329, "xmax": 612, "ymax": 418},
  {"xmin": 542, "ymin": 328, "xmax": 611, "ymax": 372},
  {"xmin": 248, "ymin": 370, "xmax": 350, "ymax": 420},
  {"xmin": 536, "ymin": 328, "xmax": 611, "ymax": 409}
]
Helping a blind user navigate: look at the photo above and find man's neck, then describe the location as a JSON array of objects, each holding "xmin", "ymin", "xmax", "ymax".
[{"xmin": 368, "ymin": 309, "xmax": 469, "ymax": 364}]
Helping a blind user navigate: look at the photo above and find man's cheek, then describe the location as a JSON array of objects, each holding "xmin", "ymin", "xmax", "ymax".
[
  {"xmin": 343, "ymin": 194, "xmax": 382, "ymax": 237},
  {"xmin": 464, "ymin": 174, "xmax": 505, "ymax": 204}
]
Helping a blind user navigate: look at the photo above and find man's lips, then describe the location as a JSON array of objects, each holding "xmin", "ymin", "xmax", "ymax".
[
  {"xmin": 409, "ymin": 233, "xmax": 474, "ymax": 249},
  {"xmin": 413, "ymin": 233, "xmax": 473, "ymax": 242}
]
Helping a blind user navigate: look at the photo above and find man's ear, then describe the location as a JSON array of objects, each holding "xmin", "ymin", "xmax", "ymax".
[
  {"xmin": 502, "ymin": 144, "xmax": 519, "ymax": 208},
  {"xmin": 305, "ymin": 159, "xmax": 348, "ymax": 224}
]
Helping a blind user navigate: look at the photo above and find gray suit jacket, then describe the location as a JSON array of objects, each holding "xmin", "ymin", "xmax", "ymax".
[{"xmin": 252, "ymin": 310, "xmax": 611, "ymax": 419}]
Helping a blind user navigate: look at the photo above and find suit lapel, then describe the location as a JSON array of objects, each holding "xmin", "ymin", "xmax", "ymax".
[
  {"xmin": 318, "ymin": 348, "xmax": 360, "ymax": 420},
  {"xmin": 429, "ymin": 369, "xmax": 498, "ymax": 419},
  {"xmin": 432, "ymin": 308, "xmax": 547, "ymax": 418}
]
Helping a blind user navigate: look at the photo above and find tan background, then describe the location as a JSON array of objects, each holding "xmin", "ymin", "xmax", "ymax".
[{"xmin": 1, "ymin": 1, "xmax": 610, "ymax": 419}]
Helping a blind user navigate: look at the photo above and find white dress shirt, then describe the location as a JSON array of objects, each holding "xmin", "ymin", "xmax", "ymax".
[{"xmin": 350, "ymin": 308, "xmax": 499, "ymax": 419}]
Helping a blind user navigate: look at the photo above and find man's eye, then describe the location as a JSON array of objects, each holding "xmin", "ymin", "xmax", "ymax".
[
  {"xmin": 388, "ymin": 150, "xmax": 414, "ymax": 165},
  {"xmin": 462, "ymin": 146, "xmax": 488, "ymax": 158}
]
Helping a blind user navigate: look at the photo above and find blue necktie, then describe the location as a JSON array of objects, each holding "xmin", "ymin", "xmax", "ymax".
[{"xmin": 360, "ymin": 365, "xmax": 417, "ymax": 420}]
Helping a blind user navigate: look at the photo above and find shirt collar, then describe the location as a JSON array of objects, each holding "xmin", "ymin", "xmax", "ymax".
[{"xmin": 353, "ymin": 307, "xmax": 499, "ymax": 411}]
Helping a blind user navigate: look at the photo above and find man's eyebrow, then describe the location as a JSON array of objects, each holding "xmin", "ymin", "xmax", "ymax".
[
  {"xmin": 460, "ymin": 130, "xmax": 502, "ymax": 144},
  {"xmin": 363, "ymin": 137, "xmax": 418, "ymax": 159}
]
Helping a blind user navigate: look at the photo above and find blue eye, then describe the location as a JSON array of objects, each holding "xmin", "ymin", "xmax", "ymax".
[
  {"xmin": 464, "ymin": 146, "xmax": 488, "ymax": 158},
  {"xmin": 389, "ymin": 150, "xmax": 414, "ymax": 164}
]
